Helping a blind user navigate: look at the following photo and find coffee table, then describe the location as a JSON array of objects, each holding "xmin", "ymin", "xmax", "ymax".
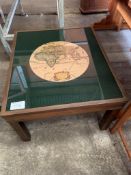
[{"xmin": 1, "ymin": 27, "xmax": 127, "ymax": 141}]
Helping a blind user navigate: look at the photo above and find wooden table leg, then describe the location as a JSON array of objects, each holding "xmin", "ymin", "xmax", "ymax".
[
  {"xmin": 111, "ymin": 102, "xmax": 131, "ymax": 133},
  {"xmin": 8, "ymin": 121, "xmax": 31, "ymax": 141},
  {"xmin": 99, "ymin": 110, "xmax": 119, "ymax": 130}
]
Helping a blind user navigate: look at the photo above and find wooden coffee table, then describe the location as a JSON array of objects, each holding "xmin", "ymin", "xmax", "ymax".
[{"xmin": 1, "ymin": 27, "xmax": 127, "ymax": 141}]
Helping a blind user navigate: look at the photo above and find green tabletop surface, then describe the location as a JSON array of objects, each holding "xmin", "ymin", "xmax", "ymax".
[{"xmin": 6, "ymin": 27, "xmax": 123, "ymax": 111}]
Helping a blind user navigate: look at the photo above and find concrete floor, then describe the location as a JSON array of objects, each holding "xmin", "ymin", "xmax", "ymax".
[
  {"xmin": 0, "ymin": 1, "xmax": 131, "ymax": 175},
  {"xmin": 0, "ymin": 114, "xmax": 130, "ymax": 175},
  {"xmin": 0, "ymin": 0, "xmax": 80, "ymax": 14}
]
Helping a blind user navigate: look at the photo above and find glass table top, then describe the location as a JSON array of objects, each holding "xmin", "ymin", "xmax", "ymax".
[{"xmin": 6, "ymin": 27, "xmax": 123, "ymax": 111}]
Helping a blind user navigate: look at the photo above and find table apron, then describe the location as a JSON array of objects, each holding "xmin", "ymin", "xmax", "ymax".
[{"xmin": 2, "ymin": 103, "xmax": 124, "ymax": 122}]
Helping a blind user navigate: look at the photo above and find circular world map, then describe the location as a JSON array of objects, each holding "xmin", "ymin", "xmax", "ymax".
[{"xmin": 29, "ymin": 41, "xmax": 89, "ymax": 82}]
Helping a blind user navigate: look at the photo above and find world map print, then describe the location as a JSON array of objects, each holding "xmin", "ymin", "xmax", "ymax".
[{"xmin": 29, "ymin": 41, "xmax": 89, "ymax": 82}]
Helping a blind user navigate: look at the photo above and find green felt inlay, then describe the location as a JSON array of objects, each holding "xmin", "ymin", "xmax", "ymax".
[
  {"xmin": 84, "ymin": 28, "xmax": 122, "ymax": 99},
  {"xmin": 15, "ymin": 29, "xmax": 64, "ymax": 56}
]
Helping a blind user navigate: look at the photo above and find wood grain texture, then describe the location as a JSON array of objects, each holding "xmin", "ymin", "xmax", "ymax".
[
  {"xmin": 8, "ymin": 121, "xmax": 31, "ymax": 141},
  {"xmin": 93, "ymin": 0, "xmax": 131, "ymax": 30}
]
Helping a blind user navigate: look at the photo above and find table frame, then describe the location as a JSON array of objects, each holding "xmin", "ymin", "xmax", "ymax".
[{"xmin": 0, "ymin": 27, "xmax": 127, "ymax": 141}]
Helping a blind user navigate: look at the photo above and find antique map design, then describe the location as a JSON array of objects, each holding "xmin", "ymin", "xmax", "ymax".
[{"xmin": 29, "ymin": 41, "xmax": 89, "ymax": 82}]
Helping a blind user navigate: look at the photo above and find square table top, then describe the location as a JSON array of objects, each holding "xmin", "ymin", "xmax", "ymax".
[{"xmin": 2, "ymin": 27, "xmax": 127, "ymax": 114}]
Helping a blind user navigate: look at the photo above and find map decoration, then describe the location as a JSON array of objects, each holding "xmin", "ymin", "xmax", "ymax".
[{"xmin": 29, "ymin": 41, "xmax": 89, "ymax": 82}]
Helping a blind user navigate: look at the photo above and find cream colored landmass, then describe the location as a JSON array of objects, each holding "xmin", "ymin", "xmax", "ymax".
[{"xmin": 29, "ymin": 41, "xmax": 89, "ymax": 82}]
